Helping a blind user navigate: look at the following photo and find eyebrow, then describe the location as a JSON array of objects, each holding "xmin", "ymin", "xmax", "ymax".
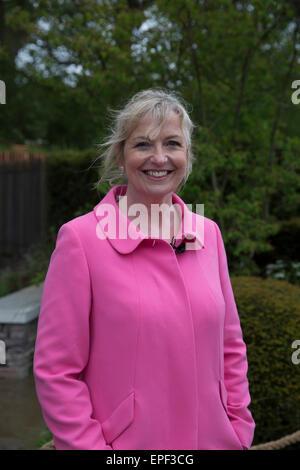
[{"xmin": 133, "ymin": 134, "xmax": 183, "ymax": 141}]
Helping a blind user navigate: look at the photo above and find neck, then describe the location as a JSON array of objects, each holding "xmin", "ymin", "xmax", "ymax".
[{"xmin": 117, "ymin": 186, "xmax": 181, "ymax": 242}]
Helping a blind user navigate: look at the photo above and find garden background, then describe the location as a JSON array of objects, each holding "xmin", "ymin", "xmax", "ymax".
[{"xmin": 0, "ymin": 0, "xmax": 299, "ymax": 450}]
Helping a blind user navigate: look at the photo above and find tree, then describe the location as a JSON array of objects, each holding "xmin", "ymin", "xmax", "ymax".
[
  {"xmin": 0, "ymin": 0, "xmax": 299, "ymax": 273},
  {"xmin": 148, "ymin": 0, "xmax": 300, "ymax": 272},
  {"xmin": 0, "ymin": 0, "xmax": 155, "ymax": 146}
]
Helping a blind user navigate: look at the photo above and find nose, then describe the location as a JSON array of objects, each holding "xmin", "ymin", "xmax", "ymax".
[{"xmin": 150, "ymin": 143, "xmax": 168, "ymax": 165}]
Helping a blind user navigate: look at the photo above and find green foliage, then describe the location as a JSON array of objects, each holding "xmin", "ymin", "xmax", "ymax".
[
  {"xmin": 0, "ymin": 1, "xmax": 299, "ymax": 280},
  {"xmin": 44, "ymin": 148, "xmax": 110, "ymax": 232},
  {"xmin": 268, "ymin": 218, "xmax": 300, "ymax": 261},
  {"xmin": 265, "ymin": 260, "xmax": 300, "ymax": 285},
  {"xmin": 37, "ymin": 426, "xmax": 53, "ymax": 448},
  {"xmin": 231, "ymin": 276, "xmax": 300, "ymax": 445},
  {"xmin": 0, "ymin": 235, "xmax": 55, "ymax": 297},
  {"xmin": 254, "ymin": 217, "xmax": 300, "ymax": 280}
]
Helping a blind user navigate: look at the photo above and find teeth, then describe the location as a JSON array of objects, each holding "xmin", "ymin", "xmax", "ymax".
[{"xmin": 144, "ymin": 170, "xmax": 169, "ymax": 177}]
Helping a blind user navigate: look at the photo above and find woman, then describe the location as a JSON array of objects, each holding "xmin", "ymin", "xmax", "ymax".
[{"xmin": 33, "ymin": 88, "xmax": 255, "ymax": 450}]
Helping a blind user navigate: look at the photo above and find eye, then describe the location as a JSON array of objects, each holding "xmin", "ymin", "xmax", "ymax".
[
  {"xmin": 135, "ymin": 142, "xmax": 150, "ymax": 148},
  {"xmin": 167, "ymin": 141, "xmax": 181, "ymax": 147}
]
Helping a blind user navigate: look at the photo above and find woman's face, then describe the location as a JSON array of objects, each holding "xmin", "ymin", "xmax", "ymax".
[{"xmin": 122, "ymin": 111, "xmax": 188, "ymax": 204}]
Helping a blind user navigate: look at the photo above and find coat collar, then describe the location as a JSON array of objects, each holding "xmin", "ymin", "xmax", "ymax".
[{"xmin": 93, "ymin": 185, "xmax": 204, "ymax": 254}]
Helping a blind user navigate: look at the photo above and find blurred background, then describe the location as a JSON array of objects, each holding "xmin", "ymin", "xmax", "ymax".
[{"xmin": 0, "ymin": 0, "xmax": 299, "ymax": 450}]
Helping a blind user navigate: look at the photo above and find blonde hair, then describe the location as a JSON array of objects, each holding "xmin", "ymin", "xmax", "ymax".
[{"xmin": 94, "ymin": 88, "xmax": 196, "ymax": 192}]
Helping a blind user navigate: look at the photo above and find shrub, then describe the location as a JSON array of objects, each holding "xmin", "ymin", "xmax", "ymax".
[
  {"xmin": 37, "ymin": 427, "xmax": 53, "ymax": 449},
  {"xmin": 0, "ymin": 236, "xmax": 55, "ymax": 297},
  {"xmin": 231, "ymin": 276, "xmax": 300, "ymax": 446},
  {"xmin": 44, "ymin": 148, "xmax": 111, "ymax": 233}
]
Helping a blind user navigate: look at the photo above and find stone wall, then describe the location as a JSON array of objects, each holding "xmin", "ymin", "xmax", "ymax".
[
  {"xmin": 0, "ymin": 319, "xmax": 38, "ymax": 379},
  {"xmin": 0, "ymin": 283, "xmax": 44, "ymax": 379}
]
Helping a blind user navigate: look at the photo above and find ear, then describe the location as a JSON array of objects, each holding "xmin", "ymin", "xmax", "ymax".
[
  {"xmin": 117, "ymin": 154, "xmax": 125, "ymax": 174},
  {"xmin": 117, "ymin": 158, "xmax": 125, "ymax": 171}
]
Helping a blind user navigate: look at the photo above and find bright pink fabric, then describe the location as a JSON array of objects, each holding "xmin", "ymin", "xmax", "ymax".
[{"xmin": 33, "ymin": 184, "xmax": 255, "ymax": 450}]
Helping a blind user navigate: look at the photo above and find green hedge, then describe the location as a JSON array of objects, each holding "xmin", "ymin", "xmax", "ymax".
[
  {"xmin": 231, "ymin": 276, "xmax": 300, "ymax": 446},
  {"xmin": 44, "ymin": 148, "xmax": 112, "ymax": 234}
]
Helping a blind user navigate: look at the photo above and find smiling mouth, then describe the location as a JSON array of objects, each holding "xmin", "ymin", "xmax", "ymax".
[{"xmin": 142, "ymin": 170, "xmax": 174, "ymax": 177}]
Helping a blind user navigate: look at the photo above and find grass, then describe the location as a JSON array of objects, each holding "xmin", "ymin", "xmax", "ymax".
[{"xmin": 37, "ymin": 427, "xmax": 53, "ymax": 449}]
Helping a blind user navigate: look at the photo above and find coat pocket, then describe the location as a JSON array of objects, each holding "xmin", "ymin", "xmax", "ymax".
[
  {"xmin": 218, "ymin": 380, "xmax": 243, "ymax": 450},
  {"xmin": 101, "ymin": 391, "xmax": 135, "ymax": 445}
]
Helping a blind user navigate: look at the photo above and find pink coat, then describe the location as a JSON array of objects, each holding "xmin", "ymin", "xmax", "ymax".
[{"xmin": 33, "ymin": 184, "xmax": 255, "ymax": 450}]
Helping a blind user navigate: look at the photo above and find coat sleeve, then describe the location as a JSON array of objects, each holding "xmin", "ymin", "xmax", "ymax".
[
  {"xmin": 214, "ymin": 222, "xmax": 255, "ymax": 450},
  {"xmin": 33, "ymin": 222, "xmax": 112, "ymax": 450}
]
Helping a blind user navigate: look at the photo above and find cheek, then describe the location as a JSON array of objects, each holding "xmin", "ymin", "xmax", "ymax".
[
  {"xmin": 175, "ymin": 153, "xmax": 188, "ymax": 171},
  {"xmin": 124, "ymin": 153, "xmax": 143, "ymax": 171}
]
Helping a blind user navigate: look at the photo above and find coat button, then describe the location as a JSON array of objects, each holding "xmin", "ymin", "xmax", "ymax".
[{"xmin": 184, "ymin": 232, "xmax": 196, "ymax": 242}]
